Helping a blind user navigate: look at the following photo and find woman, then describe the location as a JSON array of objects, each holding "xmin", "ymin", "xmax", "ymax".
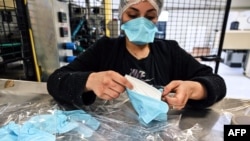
[{"xmin": 47, "ymin": 0, "xmax": 226, "ymax": 110}]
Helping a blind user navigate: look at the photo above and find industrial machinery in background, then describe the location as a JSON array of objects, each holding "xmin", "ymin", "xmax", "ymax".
[
  {"xmin": 69, "ymin": 3, "xmax": 105, "ymax": 55},
  {"xmin": 0, "ymin": 0, "xmax": 232, "ymax": 81},
  {"xmin": 26, "ymin": 0, "xmax": 76, "ymax": 81},
  {"xmin": 26, "ymin": 0, "xmax": 106, "ymax": 81},
  {"xmin": 69, "ymin": 0, "xmax": 105, "ymax": 55},
  {"xmin": 0, "ymin": 0, "xmax": 37, "ymax": 80},
  {"xmin": 0, "ymin": 0, "xmax": 109, "ymax": 81}
]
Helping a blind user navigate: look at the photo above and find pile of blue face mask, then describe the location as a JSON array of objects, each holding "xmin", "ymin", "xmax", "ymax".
[{"xmin": 0, "ymin": 110, "xmax": 100, "ymax": 141}]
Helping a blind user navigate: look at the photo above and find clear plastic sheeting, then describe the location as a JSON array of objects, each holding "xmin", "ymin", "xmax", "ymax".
[
  {"xmin": 1, "ymin": 79, "xmax": 250, "ymax": 141},
  {"xmin": 0, "ymin": 94, "xmax": 192, "ymax": 141}
]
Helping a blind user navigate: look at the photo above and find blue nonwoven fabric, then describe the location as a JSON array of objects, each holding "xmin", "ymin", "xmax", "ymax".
[
  {"xmin": 24, "ymin": 111, "xmax": 79, "ymax": 134},
  {"xmin": 0, "ymin": 122, "xmax": 19, "ymax": 141},
  {"xmin": 18, "ymin": 123, "xmax": 56, "ymax": 141},
  {"xmin": 0, "ymin": 121, "xmax": 55, "ymax": 141},
  {"xmin": 126, "ymin": 88, "xmax": 169, "ymax": 124},
  {"xmin": 24, "ymin": 109, "xmax": 100, "ymax": 138},
  {"xmin": 0, "ymin": 109, "xmax": 101, "ymax": 140}
]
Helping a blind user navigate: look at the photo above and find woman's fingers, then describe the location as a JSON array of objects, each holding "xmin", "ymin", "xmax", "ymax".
[{"xmin": 86, "ymin": 71, "xmax": 133, "ymax": 100}]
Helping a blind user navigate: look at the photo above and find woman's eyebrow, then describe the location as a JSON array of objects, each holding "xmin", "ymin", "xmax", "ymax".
[
  {"xmin": 147, "ymin": 9, "xmax": 157, "ymax": 13},
  {"xmin": 127, "ymin": 7, "xmax": 139, "ymax": 12},
  {"xmin": 127, "ymin": 7, "xmax": 156, "ymax": 13}
]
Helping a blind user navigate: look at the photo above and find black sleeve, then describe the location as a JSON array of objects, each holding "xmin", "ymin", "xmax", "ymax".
[
  {"xmin": 163, "ymin": 40, "xmax": 227, "ymax": 109},
  {"xmin": 187, "ymin": 74, "xmax": 226, "ymax": 109},
  {"xmin": 47, "ymin": 36, "xmax": 125, "ymax": 107},
  {"xmin": 47, "ymin": 68, "xmax": 96, "ymax": 106},
  {"xmin": 46, "ymin": 37, "xmax": 109, "ymax": 106}
]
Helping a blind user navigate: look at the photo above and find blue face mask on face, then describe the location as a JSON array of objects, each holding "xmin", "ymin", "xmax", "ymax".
[{"xmin": 121, "ymin": 17, "xmax": 158, "ymax": 45}]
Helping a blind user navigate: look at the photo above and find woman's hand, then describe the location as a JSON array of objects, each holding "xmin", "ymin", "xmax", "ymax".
[
  {"xmin": 85, "ymin": 71, "xmax": 133, "ymax": 100},
  {"xmin": 161, "ymin": 80, "xmax": 207, "ymax": 110}
]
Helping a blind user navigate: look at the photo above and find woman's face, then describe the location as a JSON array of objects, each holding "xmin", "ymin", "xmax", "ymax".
[{"xmin": 122, "ymin": 1, "xmax": 158, "ymax": 24}]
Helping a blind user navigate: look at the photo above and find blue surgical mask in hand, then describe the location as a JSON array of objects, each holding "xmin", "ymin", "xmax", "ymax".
[
  {"xmin": 121, "ymin": 17, "xmax": 158, "ymax": 45},
  {"xmin": 125, "ymin": 75, "xmax": 169, "ymax": 124}
]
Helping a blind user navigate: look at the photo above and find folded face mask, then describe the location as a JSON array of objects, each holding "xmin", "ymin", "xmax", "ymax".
[{"xmin": 125, "ymin": 75, "xmax": 169, "ymax": 124}]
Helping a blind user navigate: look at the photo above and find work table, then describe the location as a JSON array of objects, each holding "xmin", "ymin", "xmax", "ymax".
[{"xmin": 0, "ymin": 79, "xmax": 249, "ymax": 141}]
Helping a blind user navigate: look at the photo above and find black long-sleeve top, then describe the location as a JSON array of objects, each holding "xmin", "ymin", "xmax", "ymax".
[{"xmin": 47, "ymin": 36, "xmax": 226, "ymax": 109}]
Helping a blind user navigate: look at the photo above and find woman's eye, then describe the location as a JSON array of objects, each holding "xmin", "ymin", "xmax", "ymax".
[
  {"xmin": 145, "ymin": 16, "xmax": 155, "ymax": 20},
  {"xmin": 128, "ymin": 15, "xmax": 138, "ymax": 19}
]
